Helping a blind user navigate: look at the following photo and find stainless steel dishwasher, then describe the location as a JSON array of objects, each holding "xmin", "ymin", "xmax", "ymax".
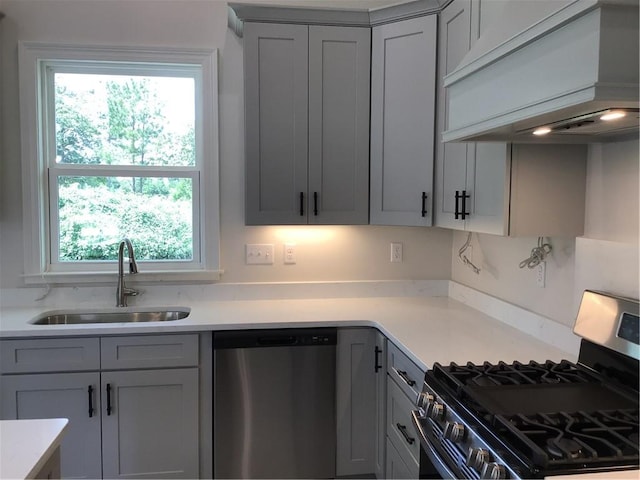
[{"xmin": 213, "ymin": 328, "xmax": 337, "ymax": 479}]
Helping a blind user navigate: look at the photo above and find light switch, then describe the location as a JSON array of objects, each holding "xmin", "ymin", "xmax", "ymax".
[{"xmin": 246, "ymin": 244, "xmax": 274, "ymax": 265}]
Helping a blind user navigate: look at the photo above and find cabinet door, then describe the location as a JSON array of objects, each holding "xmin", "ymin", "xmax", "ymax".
[
  {"xmin": 336, "ymin": 328, "xmax": 376, "ymax": 477},
  {"xmin": 385, "ymin": 437, "xmax": 417, "ymax": 480},
  {"xmin": 370, "ymin": 15, "xmax": 437, "ymax": 226},
  {"xmin": 244, "ymin": 22, "xmax": 309, "ymax": 225},
  {"xmin": 101, "ymin": 368, "xmax": 199, "ymax": 479},
  {"xmin": 308, "ymin": 26, "xmax": 370, "ymax": 225},
  {"xmin": 435, "ymin": 0, "xmax": 474, "ymax": 230},
  {"xmin": 465, "ymin": 142, "xmax": 510, "ymax": 235},
  {"xmin": 0, "ymin": 372, "xmax": 102, "ymax": 479},
  {"xmin": 374, "ymin": 331, "xmax": 387, "ymax": 479}
]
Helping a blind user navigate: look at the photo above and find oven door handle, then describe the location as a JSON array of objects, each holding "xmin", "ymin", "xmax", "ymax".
[{"xmin": 411, "ymin": 410, "xmax": 457, "ymax": 480}]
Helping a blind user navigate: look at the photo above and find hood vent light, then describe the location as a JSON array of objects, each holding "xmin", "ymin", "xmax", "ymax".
[{"xmin": 524, "ymin": 109, "xmax": 639, "ymax": 138}]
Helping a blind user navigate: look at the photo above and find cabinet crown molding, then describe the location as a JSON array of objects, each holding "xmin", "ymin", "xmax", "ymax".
[{"xmin": 228, "ymin": 0, "xmax": 445, "ymax": 35}]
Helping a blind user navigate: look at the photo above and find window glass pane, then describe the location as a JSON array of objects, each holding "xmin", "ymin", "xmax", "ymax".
[
  {"xmin": 58, "ymin": 176, "xmax": 193, "ymax": 262},
  {"xmin": 54, "ymin": 73, "xmax": 195, "ymax": 166}
]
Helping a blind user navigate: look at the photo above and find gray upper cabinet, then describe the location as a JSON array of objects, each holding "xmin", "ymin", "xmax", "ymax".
[
  {"xmin": 244, "ymin": 23, "xmax": 308, "ymax": 225},
  {"xmin": 433, "ymin": 0, "xmax": 512, "ymax": 234},
  {"xmin": 435, "ymin": 0, "xmax": 587, "ymax": 236},
  {"xmin": 435, "ymin": 0, "xmax": 487, "ymax": 232},
  {"xmin": 244, "ymin": 22, "xmax": 370, "ymax": 225},
  {"xmin": 370, "ymin": 15, "xmax": 437, "ymax": 226}
]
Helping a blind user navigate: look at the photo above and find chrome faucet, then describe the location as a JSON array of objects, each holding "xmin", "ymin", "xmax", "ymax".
[{"xmin": 116, "ymin": 238, "xmax": 139, "ymax": 307}]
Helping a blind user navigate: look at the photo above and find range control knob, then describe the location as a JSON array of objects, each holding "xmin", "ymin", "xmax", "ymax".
[
  {"xmin": 443, "ymin": 421, "xmax": 465, "ymax": 442},
  {"xmin": 481, "ymin": 462, "xmax": 506, "ymax": 479},
  {"xmin": 428, "ymin": 402, "xmax": 445, "ymax": 421},
  {"xmin": 466, "ymin": 448, "xmax": 489, "ymax": 471},
  {"xmin": 416, "ymin": 392, "xmax": 434, "ymax": 410}
]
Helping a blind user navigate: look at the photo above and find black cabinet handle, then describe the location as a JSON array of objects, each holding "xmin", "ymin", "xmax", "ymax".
[
  {"xmin": 421, "ymin": 192, "xmax": 427, "ymax": 217},
  {"xmin": 460, "ymin": 190, "xmax": 470, "ymax": 220},
  {"xmin": 397, "ymin": 369, "xmax": 416, "ymax": 387},
  {"xmin": 299, "ymin": 192, "xmax": 304, "ymax": 216},
  {"xmin": 88, "ymin": 385, "xmax": 94, "ymax": 418},
  {"xmin": 454, "ymin": 190, "xmax": 470, "ymax": 220},
  {"xmin": 396, "ymin": 423, "xmax": 415, "ymax": 445},
  {"xmin": 313, "ymin": 192, "xmax": 318, "ymax": 216},
  {"xmin": 374, "ymin": 346, "xmax": 383, "ymax": 373},
  {"xmin": 106, "ymin": 383, "xmax": 112, "ymax": 416}
]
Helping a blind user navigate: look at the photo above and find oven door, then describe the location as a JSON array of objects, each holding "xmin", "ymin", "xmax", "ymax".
[{"xmin": 412, "ymin": 410, "xmax": 458, "ymax": 479}]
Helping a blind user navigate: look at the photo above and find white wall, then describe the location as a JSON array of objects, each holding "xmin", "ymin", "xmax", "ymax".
[
  {"xmin": 451, "ymin": 139, "xmax": 640, "ymax": 326},
  {"xmin": 0, "ymin": 0, "xmax": 453, "ymax": 289}
]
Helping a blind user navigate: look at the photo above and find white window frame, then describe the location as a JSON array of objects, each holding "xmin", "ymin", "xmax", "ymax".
[{"xmin": 19, "ymin": 42, "xmax": 221, "ymax": 284}]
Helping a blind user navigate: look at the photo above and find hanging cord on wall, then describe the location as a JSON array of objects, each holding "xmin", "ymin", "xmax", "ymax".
[
  {"xmin": 458, "ymin": 232, "xmax": 481, "ymax": 274},
  {"xmin": 519, "ymin": 236, "xmax": 552, "ymax": 269}
]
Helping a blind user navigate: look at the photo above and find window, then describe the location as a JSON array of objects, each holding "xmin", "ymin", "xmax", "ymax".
[{"xmin": 19, "ymin": 43, "xmax": 220, "ymax": 283}]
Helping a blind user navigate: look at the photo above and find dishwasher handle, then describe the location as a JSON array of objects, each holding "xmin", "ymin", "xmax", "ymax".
[
  {"xmin": 214, "ymin": 328, "xmax": 338, "ymax": 349},
  {"xmin": 257, "ymin": 335, "xmax": 297, "ymax": 346}
]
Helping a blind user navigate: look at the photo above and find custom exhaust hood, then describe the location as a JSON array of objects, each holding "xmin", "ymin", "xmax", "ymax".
[{"xmin": 442, "ymin": 0, "xmax": 639, "ymax": 143}]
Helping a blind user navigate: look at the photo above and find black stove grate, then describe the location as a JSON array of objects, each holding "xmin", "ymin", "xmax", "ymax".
[
  {"xmin": 429, "ymin": 358, "xmax": 640, "ymax": 474},
  {"xmin": 493, "ymin": 409, "xmax": 640, "ymax": 471}
]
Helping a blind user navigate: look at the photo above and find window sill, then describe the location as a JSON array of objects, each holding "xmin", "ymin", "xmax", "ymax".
[{"xmin": 22, "ymin": 270, "xmax": 223, "ymax": 285}]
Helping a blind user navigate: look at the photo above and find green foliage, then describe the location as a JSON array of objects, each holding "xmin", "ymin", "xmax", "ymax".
[
  {"xmin": 58, "ymin": 182, "xmax": 192, "ymax": 261},
  {"xmin": 54, "ymin": 74, "xmax": 196, "ymax": 262}
]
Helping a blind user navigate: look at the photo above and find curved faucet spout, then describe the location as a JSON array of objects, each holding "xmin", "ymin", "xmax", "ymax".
[{"xmin": 116, "ymin": 238, "xmax": 139, "ymax": 307}]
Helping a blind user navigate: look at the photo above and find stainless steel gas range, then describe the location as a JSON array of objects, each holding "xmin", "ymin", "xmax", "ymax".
[{"xmin": 412, "ymin": 290, "xmax": 639, "ymax": 479}]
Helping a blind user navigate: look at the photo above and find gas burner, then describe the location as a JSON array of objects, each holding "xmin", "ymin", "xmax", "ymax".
[
  {"xmin": 439, "ymin": 360, "xmax": 598, "ymax": 388},
  {"xmin": 546, "ymin": 438, "xmax": 584, "ymax": 460},
  {"xmin": 416, "ymin": 292, "xmax": 639, "ymax": 479}
]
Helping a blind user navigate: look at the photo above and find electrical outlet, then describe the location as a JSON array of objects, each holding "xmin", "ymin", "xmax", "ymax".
[
  {"xmin": 536, "ymin": 261, "xmax": 546, "ymax": 288},
  {"xmin": 284, "ymin": 243, "xmax": 296, "ymax": 264},
  {"xmin": 245, "ymin": 244, "xmax": 274, "ymax": 265},
  {"xmin": 390, "ymin": 242, "xmax": 403, "ymax": 263}
]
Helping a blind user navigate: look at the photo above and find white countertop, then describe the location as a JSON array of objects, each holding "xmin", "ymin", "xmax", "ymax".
[
  {"xmin": 1, "ymin": 284, "xmax": 638, "ymax": 478},
  {"xmin": 0, "ymin": 418, "xmax": 68, "ymax": 479},
  {"xmin": 0, "ymin": 293, "xmax": 577, "ymax": 368}
]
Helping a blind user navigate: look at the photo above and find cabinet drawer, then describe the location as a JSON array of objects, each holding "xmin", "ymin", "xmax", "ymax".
[
  {"xmin": 385, "ymin": 436, "xmax": 418, "ymax": 480},
  {"xmin": 387, "ymin": 341, "xmax": 424, "ymax": 402},
  {"xmin": 100, "ymin": 334, "xmax": 198, "ymax": 370},
  {"xmin": 387, "ymin": 377, "xmax": 421, "ymax": 468},
  {"xmin": 0, "ymin": 338, "xmax": 100, "ymax": 373}
]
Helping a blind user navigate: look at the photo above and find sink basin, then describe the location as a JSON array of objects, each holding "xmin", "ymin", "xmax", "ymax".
[{"xmin": 30, "ymin": 307, "xmax": 191, "ymax": 325}]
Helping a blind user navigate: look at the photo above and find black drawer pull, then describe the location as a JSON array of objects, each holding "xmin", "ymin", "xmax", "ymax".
[
  {"xmin": 106, "ymin": 383, "xmax": 112, "ymax": 416},
  {"xmin": 397, "ymin": 369, "xmax": 416, "ymax": 387},
  {"xmin": 396, "ymin": 423, "xmax": 415, "ymax": 445},
  {"xmin": 88, "ymin": 385, "xmax": 94, "ymax": 418},
  {"xmin": 299, "ymin": 192, "xmax": 304, "ymax": 216},
  {"xmin": 313, "ymin": 192, "xmax": 318, "ymax": 216}
]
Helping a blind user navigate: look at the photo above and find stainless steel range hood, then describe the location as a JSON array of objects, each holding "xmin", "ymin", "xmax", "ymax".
[{"xmin": 442, "ymin": 0, "xmax": 639, "ymax": 143}]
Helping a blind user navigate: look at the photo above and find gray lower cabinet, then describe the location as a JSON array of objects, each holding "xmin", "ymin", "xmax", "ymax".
[
  {"xmin": 336, "ymin": 328, "xmax": 377, "ymax": 477},
  {"xmin": 385, "ymin": 437, "xmax": 414, "ymax": 480},
  {"xmin": 244, "ymin": 22, "xmax": 370, "ymax": 225},
  {"xmin": 374, "ymin": 331, "xmax": 387, "ymax": 479},
  {"xmin": 385, "ymin": 341, "xmax": 425, "ymax": 479},
  {"xmin": 370, "ymin": 14, "xmax": 437, "ymax": 226},
  {"xmin": 0, "ymin": 335, "xmax": 200, "ymax": 479},
  {"xmin": 1, "ymin": 372, "xmax": 103, "ymax": 479},
  {"xmin": 101, "ymin": 368, "xmax": 198, "ymax": 479}
]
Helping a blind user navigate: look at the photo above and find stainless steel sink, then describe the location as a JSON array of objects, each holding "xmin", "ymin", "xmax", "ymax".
[{"xmin": 30, "ymin": 307, "xmax": 191, "ymax": 325}]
